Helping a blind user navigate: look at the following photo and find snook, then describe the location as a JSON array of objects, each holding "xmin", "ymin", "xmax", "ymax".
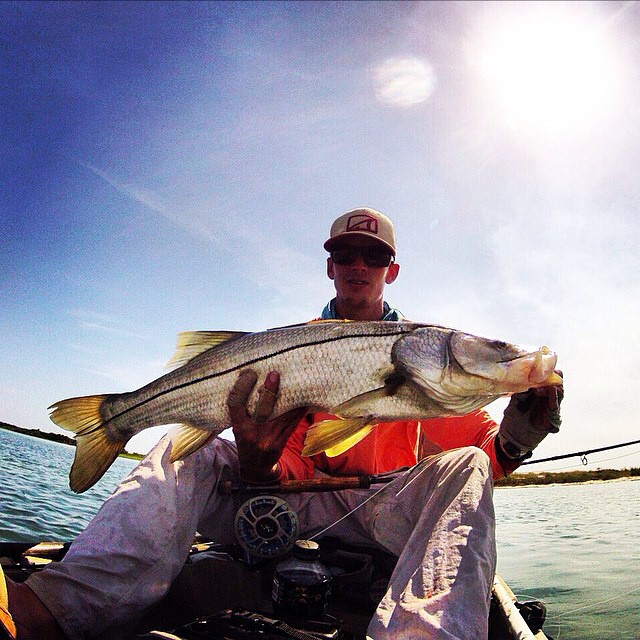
[{"xmin": 49, "ymin": 321, "xmax": 562, "ymax": 492}]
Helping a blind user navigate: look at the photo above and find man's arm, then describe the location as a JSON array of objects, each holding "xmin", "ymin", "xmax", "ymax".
[{"xmin": 227, "ymin": 370, "xmax": 307, "ymax": 483}]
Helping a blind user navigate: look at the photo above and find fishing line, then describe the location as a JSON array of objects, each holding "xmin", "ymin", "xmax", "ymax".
[
  {"xmin": 309, "ymin": 462, "xmax": 434, "ymax": 540},
  {"xmin": 308, "ymin": 481, "xmax": 390, "ymax": 540},
  {"xmin": 548, "ymin": 583, "xmax": 640, "ymax": 618}
]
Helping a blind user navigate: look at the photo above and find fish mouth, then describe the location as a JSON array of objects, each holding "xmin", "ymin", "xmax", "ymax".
[
  {"xmin": 497, "ymin": 348, "xmax": 561, "ymax": 387},
  {"xmin": 449, "ymin": 333, "xmax": 561, "ymax": 390}
]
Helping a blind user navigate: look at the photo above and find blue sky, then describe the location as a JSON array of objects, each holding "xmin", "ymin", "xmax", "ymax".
[{"xmin": 2, "ymin": 1, "xmax": 639, "ymax": 475}]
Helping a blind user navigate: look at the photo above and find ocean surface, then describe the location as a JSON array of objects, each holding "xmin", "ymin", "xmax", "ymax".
[{"xmin": 1, "ymin": 429, "xmax": 639, "ymax": 639}]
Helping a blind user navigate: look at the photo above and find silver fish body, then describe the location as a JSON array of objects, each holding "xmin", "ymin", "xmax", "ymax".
[{"xmin": 49, "ymin": 321, "xmax": 561, "ymax": 492}]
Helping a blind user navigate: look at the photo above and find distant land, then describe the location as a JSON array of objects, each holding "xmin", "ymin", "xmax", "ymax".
[
  {"xmin": 3, "ymin": 421, "xmax": 639, "ymax": 486},
  {"xmin": 0, "ymin": 421, "xmax": 143, "ymax": 460},
  {"xmin": 495, "ymin": 467, "xmax": 640, "ymax": 487}
]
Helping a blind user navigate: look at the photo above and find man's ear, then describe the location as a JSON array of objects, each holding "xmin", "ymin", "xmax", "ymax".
[
  {"xmin": 327, "ymin": 258, "xmax": 335, "ymax": 280},
  {"xmin": 385, "ymin": 262, "xmax": 400, "ymax": 284}
]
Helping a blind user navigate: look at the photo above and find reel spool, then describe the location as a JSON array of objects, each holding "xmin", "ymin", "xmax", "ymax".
[{"xmin": 234, "ymin": 495, "xmax": 299, "ymax": 559}]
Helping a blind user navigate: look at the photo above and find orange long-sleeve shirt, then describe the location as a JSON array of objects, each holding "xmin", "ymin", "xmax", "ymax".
[{"xmin": 276, "ymin": 410, "xmax": 517, "ymax": 482}]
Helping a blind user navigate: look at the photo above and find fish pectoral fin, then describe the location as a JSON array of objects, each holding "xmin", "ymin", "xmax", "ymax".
[
  {"xmin": 166, "ymin": 331, "xmax": 249, "ymax": 369},
  {"xmin": 49, "ymin": 394, "xmax": 124, "ymax": 493},
  {"xmin": 332, "ymin": 378, "xmax": 403, "ymax": 416},
  {"xmin": 302, "ymin": 418, "xmax": 375, "ymax": 457},
  {"xmin": 170, "ymin": 425, "xmax": 216, "ymax": 462},
  {"xmin": 70, "ymin": 425, "xmax": 125, "ymax": 493},
  {"xmin": 324, "ymin": 425, "xmax": 376, "ymax": 457}
]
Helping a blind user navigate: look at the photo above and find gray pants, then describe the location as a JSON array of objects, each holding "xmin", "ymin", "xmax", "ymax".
[{"xmin": 28, "ymin": 437, "xmax": 496, "ymax": 639}]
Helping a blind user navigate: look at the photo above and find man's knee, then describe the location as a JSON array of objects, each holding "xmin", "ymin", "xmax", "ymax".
[
  {"xmin": 457, "ymin": 445, "xmax": 490, "ymax": 466},
  {"xmin": 434, "ymin": 446, "xmax": 491, "ymax": 473}
]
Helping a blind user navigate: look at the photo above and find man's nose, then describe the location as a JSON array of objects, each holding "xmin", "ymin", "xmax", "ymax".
[{"xmin": 350, "ymin": 252, "xmax": 368, "ymax": 267}]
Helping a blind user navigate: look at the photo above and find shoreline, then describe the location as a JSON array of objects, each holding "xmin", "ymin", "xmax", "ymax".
[
  {"xmin": 496, "ymin": 475, "xmax": 640, "ymax": 489},
  {"xmin": 4, "ymin": 422, "xmax": 639, "ymax": 486},
  {"xmin": 495, "ymin": 467, "xmax": 640, "ymax": 488},
  {"xmin": 0, "ymin": 422, "xmax": 144, "ymax": 460}
]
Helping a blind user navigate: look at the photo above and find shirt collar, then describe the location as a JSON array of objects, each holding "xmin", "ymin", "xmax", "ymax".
[{"xmin": 320, "ymin": 298, "xmax": 404, "ymax": 321}]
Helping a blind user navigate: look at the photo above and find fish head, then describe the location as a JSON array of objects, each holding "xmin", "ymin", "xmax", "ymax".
[
  {"xmin": 393, "ymin": 326, "xmax": 561, "ymax": 413},
  {"xmin": 448, "ymin": 333, "xmax": 561, "ymax": 390}
]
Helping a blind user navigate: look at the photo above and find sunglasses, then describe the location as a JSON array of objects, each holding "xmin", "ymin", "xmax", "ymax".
[{"xmin": 330, "ymin": 247, "xmax": 394, "ymax": 268}]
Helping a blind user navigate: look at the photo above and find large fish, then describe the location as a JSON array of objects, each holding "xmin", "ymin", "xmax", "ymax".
[{"xmin": 49, "ymin": 321, "xmax": 562, "ymax": 492}]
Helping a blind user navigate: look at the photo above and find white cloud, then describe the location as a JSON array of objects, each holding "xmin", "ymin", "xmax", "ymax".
[{"xmin": 75, "ymin": 159, "xmax": 224, "ymax": 245}]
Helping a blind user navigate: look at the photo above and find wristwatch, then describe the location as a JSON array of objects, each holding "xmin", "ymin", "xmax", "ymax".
[{"xmin": 497, "ymin": 436, "xmax": 533, "ymax": 462}]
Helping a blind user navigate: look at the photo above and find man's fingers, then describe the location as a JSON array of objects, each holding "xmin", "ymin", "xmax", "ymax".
[
  {"xmin": 254, "ymin": 372, "xmax": 280, "ymax": 423},
  {"xmin": 547, "ymin": 387, "xmax": 559, "ymax": 411},
  {"xmin": 263, "ymin": 370, "xmax": 280, "ymax": 394},
  {"xmin": 515, "ymin": 389, "xmax": 536, "ymax": 412},
  {"xmin": 227, "ymin": 369, "xmax": 258, "ymax": 408}
]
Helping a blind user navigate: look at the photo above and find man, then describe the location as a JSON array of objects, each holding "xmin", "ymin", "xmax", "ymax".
[{"xmin": 1, "ymin": 207, "xmax": 563, "ymax": 639}]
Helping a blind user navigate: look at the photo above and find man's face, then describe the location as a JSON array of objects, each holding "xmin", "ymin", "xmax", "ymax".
[{"xmin": 327, "ymin": 236, "xmax": 399, "ymax": 313}]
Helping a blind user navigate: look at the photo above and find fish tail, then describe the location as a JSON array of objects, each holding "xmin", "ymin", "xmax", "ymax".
[{"xmin": 49, "ymin": 395, "xmax": 125, "ymax": 493}]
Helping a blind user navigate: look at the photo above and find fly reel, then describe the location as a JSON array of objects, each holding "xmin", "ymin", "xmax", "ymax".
[{"xmin": 234, "ymin": 495, "xmax": 299, "ymax": 559}]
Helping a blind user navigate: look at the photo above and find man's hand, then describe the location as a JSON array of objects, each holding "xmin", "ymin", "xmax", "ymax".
[
  {"xmin": 227, "ymin": 369, "xmax": 307, "ymax": 483},
  {"xmin": 498, "ymin": 373, "xmax": 564, "ymax": 460}
]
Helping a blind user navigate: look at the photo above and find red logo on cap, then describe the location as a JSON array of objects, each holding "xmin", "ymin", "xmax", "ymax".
[{"xmin": 346, "ymin": 213, "xmax": 378, "ymax": 235}]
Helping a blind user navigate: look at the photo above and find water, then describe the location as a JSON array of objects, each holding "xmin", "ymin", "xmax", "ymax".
[
  {"xmin": 0, "ymin": 429, "xmax": 137, "ymax": 542},
  {"xmin": 494, "ymin": 480, "xmax": 640, "ymax": 639},
  {"xmin": 1, "ymin": 429, "xmax": 639, "ymax": 639}
]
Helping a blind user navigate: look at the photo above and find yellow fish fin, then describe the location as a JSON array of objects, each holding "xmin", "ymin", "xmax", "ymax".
[
  {"xmin": 49, "ymin": 395, "xmax": 125, "ymax": 493},
  {"xmin": 324, "ymin": 424, "xmax": 376, "ymax": 457},
  {"xmin": 302, "ymin": 418, "xmax": 375, "ymax": 457},
  {"xmin": 49, "ymin": 394, "xmax": 105, "ymax": 434},
  {"xmin": 166, "ymin": 331, "xmax": 249, "ymax": 369},
  {"xmin": 170, "ymin": 424, "xmax": 215, "ymax": 462}
]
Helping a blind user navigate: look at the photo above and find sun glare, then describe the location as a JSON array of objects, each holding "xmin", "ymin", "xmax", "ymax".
[{"xmin": 474, "ymin": 4, "xmax": 619, "ymax": 134}]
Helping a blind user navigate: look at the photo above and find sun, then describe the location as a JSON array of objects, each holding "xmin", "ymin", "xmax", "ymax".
[{"xmin": 472, "ymin": 3, "xmax": 620, "ymax": 134}]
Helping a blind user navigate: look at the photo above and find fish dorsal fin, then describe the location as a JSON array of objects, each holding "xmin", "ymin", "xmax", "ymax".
[
  {"xmin": 169, "ymin": 424, "xmax": 216, "ymax": 462},
  {"xmin": 302, "ymin": 418, "xmax": 374, "ymax": 457},
  {"xmin": 266, "ymin": 319, "xmax": 352, "ymax": 331},
  {"xmin": 166, "ymin": 331, "xmax": 249, "ymax": 369}
]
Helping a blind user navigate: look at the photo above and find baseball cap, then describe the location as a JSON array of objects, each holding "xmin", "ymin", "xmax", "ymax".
[{"xmin": 324, "ymin": 207, "xmax": 396, "ymax": 255}]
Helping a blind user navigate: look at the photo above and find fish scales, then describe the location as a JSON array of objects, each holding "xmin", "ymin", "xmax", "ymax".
[
  {"xmin": 48, "ymin": 320, "xmax": 561, "ymax": 492},
  {"xmin": 102, "ymin": 322, "xmax": 406, "ymax": 438}
]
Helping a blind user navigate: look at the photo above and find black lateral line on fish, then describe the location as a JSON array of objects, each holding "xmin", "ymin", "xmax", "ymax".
[{"xmin": 100, "ymin": 326, "xmax": 414, "ymax": 429}]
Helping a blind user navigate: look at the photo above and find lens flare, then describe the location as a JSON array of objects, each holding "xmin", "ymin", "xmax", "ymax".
[{"xmin": 372, "ymin": 57, "xmax": 436, "ymax": 107}]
